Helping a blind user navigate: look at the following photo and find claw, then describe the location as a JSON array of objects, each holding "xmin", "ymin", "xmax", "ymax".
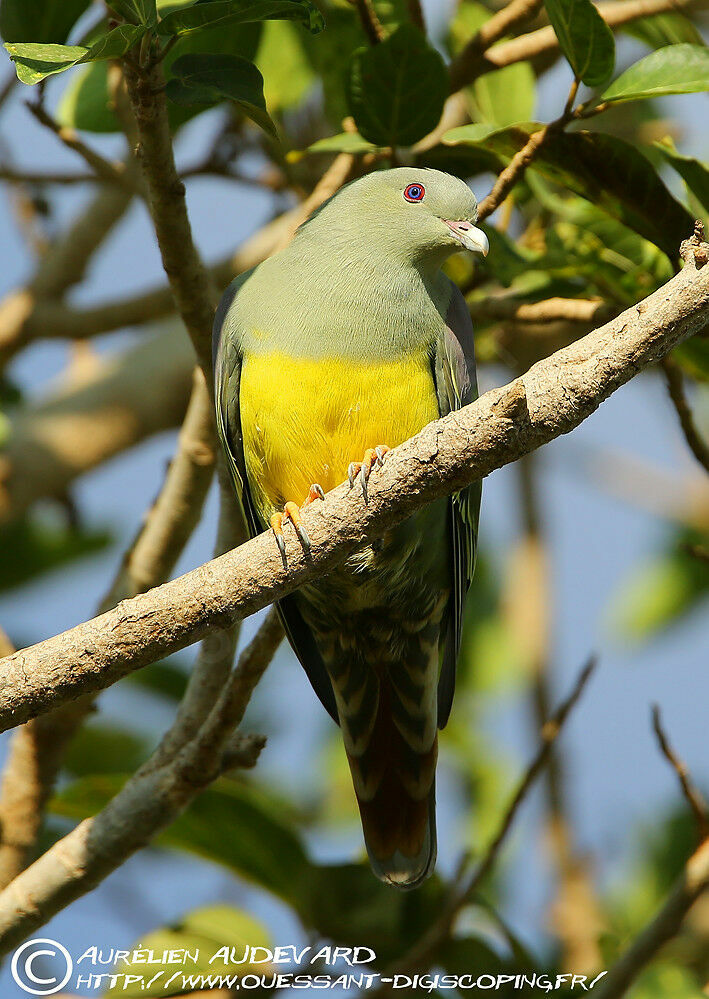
[
  {"xmin": 283, "ymin": 500, "xmax": 311, "ymax": 555},
  {"xmin": 347, "ymin": 444, "xmax": 390, "ymax": 503},
  {"xmin": 270, "ymin": 512, "xmax": 287, "ymax": 567}
]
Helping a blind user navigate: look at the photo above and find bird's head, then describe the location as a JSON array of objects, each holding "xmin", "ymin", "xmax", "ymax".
[{"xmin": 301, "ymin": 167, "xmax": 489, "ymax": 267}]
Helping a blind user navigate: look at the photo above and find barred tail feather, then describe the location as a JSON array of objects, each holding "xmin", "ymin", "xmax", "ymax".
[{"xmin": 328, "ymin": 637, "xmax": 440, "ymax": 890}]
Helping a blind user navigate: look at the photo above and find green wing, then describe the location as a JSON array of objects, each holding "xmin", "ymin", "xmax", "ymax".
[
  {"xmin": 433, "ymin": 282, "xmax": 481, "ymax": 728},
  {"xmin": 213, "ymin": 278, "xmax": 338, "ymax": 722}
]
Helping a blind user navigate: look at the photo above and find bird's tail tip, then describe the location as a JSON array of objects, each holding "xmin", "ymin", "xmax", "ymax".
[{"xmin": 361, "ymin": 785, "xmax": 437, "ymax": 891}]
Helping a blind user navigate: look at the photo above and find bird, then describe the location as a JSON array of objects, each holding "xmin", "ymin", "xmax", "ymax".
[{"xmin": 213, "ymin": 167, "xmax": 488, "ymax": 889}]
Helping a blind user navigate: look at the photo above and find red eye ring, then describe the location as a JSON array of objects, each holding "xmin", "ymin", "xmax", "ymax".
[{"xmin": 403, "ymin": 182, "xmax": 425, "ymax": 202}]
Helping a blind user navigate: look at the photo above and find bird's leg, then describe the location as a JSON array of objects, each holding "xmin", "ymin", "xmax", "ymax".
[
  {"xmin": 270, "ymin": 483, "xmax": 326, "ymax": 563},
  {"xmin": 348, "ymin": 445, "xmax": 390, "ymax": 503}
]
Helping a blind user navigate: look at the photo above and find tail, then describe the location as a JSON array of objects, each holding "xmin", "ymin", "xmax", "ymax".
[{"xmin": 327, "ymin": 635, "xmax": 440, "ymax": 889}]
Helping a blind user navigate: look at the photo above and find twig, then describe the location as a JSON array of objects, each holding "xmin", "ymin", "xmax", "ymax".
[
  {"xmin": 373, "ymin": 658, "xmax": 597, "ymax": 990},
  {"xmin": 0, "ymin": 610, "xmax": 282, "ymax": 954},
  {"xmin": 683, "ymin": 543, "xmax": 709, "ymax": 562},
  {"xmin": 652, "ymin": 705, "xmax": 709, "ymax": 838},
  {"xmin": 593, "ymin": 837, "xmax": 709, "ymax": 999},
  {"xmin": 449, "ymin": 0, "xmax": 544, "ymax": 92},
  {"xmin": 0, "ymin": 244, "xmax": 707, "ymax": 729},
  {"xmin": 346, "ymin": 0, "xmax": 385, "ymax": 43},
  {"xmin": 26, "ymin": 102, "xmax": 137, "ymax": 193},
  {"xmin": 662, "ymin": 356, "xmax": 709, "ymax": 475},
  {"xmin": 0, "ymin": 167, "xmax": 96, "ymax": 185},
  {"xmin": 406, "ymin": 0, "xmax": 425, "ymax": 31}
]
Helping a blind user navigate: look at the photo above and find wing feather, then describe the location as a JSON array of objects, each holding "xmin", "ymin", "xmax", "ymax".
[{"xmin": 432, "ymin": 283, "xmax": 481, "ymax": 728}]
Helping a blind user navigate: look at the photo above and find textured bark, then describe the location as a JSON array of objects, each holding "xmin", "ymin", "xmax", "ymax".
[{"xmin": 0, "ymin": 240, "xmax": 706, "ymax": 733}]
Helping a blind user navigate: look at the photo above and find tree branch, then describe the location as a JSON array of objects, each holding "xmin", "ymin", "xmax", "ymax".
[
  {"xmin": 123, "ymin": 59, "xmax": 216, "ymax": 376},
  {"xmin": 652, "ymin": 705, "xmax": 709, "ymax": 838},
  {"xmin": 661, "ymin": 355, "xmax": 709, "ymax": 475},
  {"xmin": 593, "ymin": 837, "xmax": 709, "ymax": 999},
  {"xmin": 449, "ymin": 0, "xmax": 544, "ymax": 93},
  {"xmin": 0, "ymin": 610, "xmax": 282, "ymax": 954},
  {"xmin": 0, "ymin": 236, "xmax": 706, "ymax": 732}
]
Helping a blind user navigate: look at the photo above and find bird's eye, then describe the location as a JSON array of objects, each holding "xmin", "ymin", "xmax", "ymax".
[{"xmin": 403, "ymin": 183, "xmax": 425, "ymax": 202}]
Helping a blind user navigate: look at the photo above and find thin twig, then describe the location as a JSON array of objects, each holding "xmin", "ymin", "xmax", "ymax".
[
  {"xmin": 346, "ymin": 0, "xmax": 385, "ymax": 42},
  {"xmin": 593, "ymin": 837, "xmax": 709, "ymax": 999},
  {"xmin": 449, "ymin": 0, "xmax": 544, "ymax": 92},
  {"xmin": 26, "ymin": 102, "xmax": 137, "ymax": 192},
  {"xmin": 652, "ymin": 705, "xmax": 709, "ymax": 838},
  {"xmin": 662, "ymin": 356, "xmax": 709, "ymax": 475}
]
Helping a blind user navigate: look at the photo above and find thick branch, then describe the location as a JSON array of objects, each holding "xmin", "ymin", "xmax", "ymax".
[
  {"xmin": 0, "ymin": 239, "xmax": 706, "ymax": 731},
  {"xmin": 0, "ymin": 611, "xmax": 282, "ymax": 953}
]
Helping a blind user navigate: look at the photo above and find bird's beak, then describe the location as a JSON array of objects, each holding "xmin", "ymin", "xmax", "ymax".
[{"xmin": 442, "ymin": 220, "xmax": 489, "ymax": 256}]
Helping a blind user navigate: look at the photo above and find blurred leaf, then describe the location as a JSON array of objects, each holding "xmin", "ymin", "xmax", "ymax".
[
  {"xmin": 300, "ymin": 6, "xmax": 365, "ymax": 126},
  {"xmin": 166, "ymin": 53, "xmax": 277, "ymax": 136},
  {"xmin": 158, "ymin": 0, "xmax": 323, "ymax": 36},
  {"xmin": 126, "ymin": 655, "xmax": 190, "ymax": 701},
  {"xmin": 63, "ymin": 723, "xmax": 149, "ymax": 777},
  {"xmin": 443, "ymin": 121, "xmax": 533, "ymax": 145},
  {"xmin": 5, "ymin": 24, "xmax": 146, "ymax": 84},
  {"xmin": 628, "ymin": 963, "xmax": 705, "ymax": 999},
  {"xmin": 444, "ymin": 124, "xmax": 694, "ymax": 257},
  {"xmin": 256, "ymin": 18, "xmax": 314, "ymax": 110},
  {"xmin": 438, "ymin": 936, "xmax": 509, "ymax": 977},
  {"xmin": 602, "ymin": 44, "xmax": 709, "ymax": 104},
  {"xmin": 107, "ymin": 0, "xmax": 158, "ymax": 27},
  {"xmin": 107, "ymin": 904, "xmax": 271, "ymax": 996},
  {"xmin": 57, "ymin": 62, "xmax": 117, "ymax": 133},
  {"xmin": 0, "ymin": 0, "xmax": 90, "ymax": 44},
  {"xmin": 623, "ymin": 12, "xmax": 705, "ymax": 50},
  {"xmin": 0, "ymin": 516, "xmax": 111, "ymax": 593},
  {"xmin": 654, "ymin": 138, "xmax": 709, "ymax": 215},
  {"xmin": 543, "ymin": 0, "xmax": 615, "ymax": 87},
  {"xmin": 611, "ymin": 532, "xmax": 709, "ymax": 640},
  {"xmin": 347, "ymin": 25, "xmax": 448, "ymax": 147},
  {"xmin": 470, "ymin": 61, "xmax": 536, "ymax": 128},
  {"xmin": 297, "ymin": 131, "xmax": 381, "ymax": 157},
  {"xmin": 53, "ymin": 774, "xmax": 312, "ymax": 907},
  {"xmin": 371, "ymin": 0, "xmax": 409, "ymax": 33},
  {"xmin": 674, "ymin": 336, "xmax": 709, "ymax": 382}
]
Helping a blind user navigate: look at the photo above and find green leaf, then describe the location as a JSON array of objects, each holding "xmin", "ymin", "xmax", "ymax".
[
  {"xmin": 295, "ymin": 131, "xmax": 381, "ymax": 158},
  {"xmin": 0, "ymin": 0, "xmax": 90, "ymax": 44},
  {"xmin": 63, "ymin": 723, "xmax": 149, "ymax": 777},
  {"xmin": 107, "ymin": 0, "xmax": 158, "ymax": 27},
  {"xmin": 0, "ymin": 516, "xmax": 111, "ymax": 593},
  {"xmin": 347, "ymin": 25, "xmax": 448, "ymax": 148},
  {"xmin": 106, "ymin": 905, "xmax": 271, "ymax": 997},
  {"xmin": 5, "ymin": 24, "xmax": 146, "ymax": 84},
  {"xmin": 443, "ymin": 124, "xmax": 694, "ymax": 258},
  {"xmin": 126, "ymin": 654, "xmax": 190, "ymax": 701},
  {"xmin": 602, "ymin": 43, "xmax": 709, "ymax": 104},
  {"xmin": 471, "ymin": 61, "xmax": 536, "ymax": 128},
  {"xmin": 655, "ymin": 139, "xmax": 709, "ymax": 215},
  {"xmin": 53, "ymin": 775, "xmax": 312, "ymax": 907},
  {"xmin": 158, "ymin": 0, "xmax": 323, "ymax": 36},
  {"xmin": 543, "ymin": 0, "xmax": 615, "ymax": 87},
  {"xmin": 623, "ymin": 12, "xmax": 706, "ymax": 50},
  {"xmin": 166, "ymin": 53, "xmax": 277, "ymax": 137},
  {"xmin": 256, "ymin": 19, "xmax": 314, "ymax": 111}
]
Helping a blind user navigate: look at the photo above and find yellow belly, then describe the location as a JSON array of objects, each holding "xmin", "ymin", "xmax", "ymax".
[{"xmin": 240, "ymin": 350, "xmax": 439, "ymax": 519}]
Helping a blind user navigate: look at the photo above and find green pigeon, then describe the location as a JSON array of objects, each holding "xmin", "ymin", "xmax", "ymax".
[{"xmin": 213, "ymin": 167, "xmax": 488, "ymax": 888}]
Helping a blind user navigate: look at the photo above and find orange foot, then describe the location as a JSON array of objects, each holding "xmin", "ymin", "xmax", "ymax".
[
  {"xmin": 270, "ymin": 483, "xmax": 325, "ymax": 563},
  {"xmin": 348, "ymin": 445, "xmax": 390, "ymax": 503}
]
